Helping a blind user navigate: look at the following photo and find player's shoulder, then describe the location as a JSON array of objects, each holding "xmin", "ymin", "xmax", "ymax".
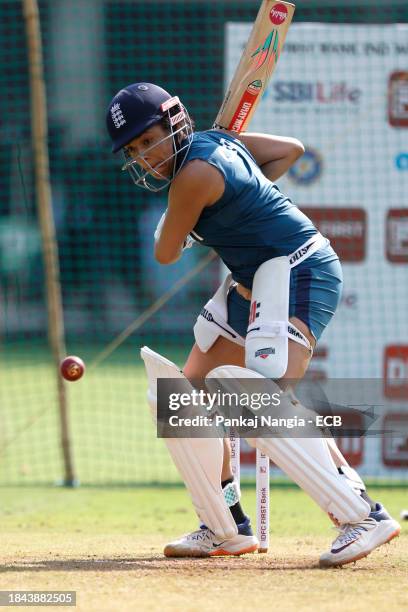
[
  {"xmin": 188, "ymin": 129, "xmax": 243, "ymax": 161},
  {"xmin": 184, "ymin": 131, "xmax": 222, "ymax": 165},
  {"xmin": 172, "ymin": 156, "xmax": 225, "ymax": 204},
  {"xmin": 174, "ymin": 132, "xmax": 226, "ymax": 197},
  {"xmin": 190, "ymin": 129, "xmax": 237, "ymax": 147},
  {"xmin": 190, "ymin": 129, "xmax": 220, "ymax": 148}
]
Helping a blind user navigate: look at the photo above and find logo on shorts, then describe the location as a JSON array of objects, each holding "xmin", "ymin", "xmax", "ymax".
[
  {"xmin": 255, "ymin": 347, "xmax": 275, "ymax": 359},
  {"xmin": 289, "ymin": 242, "xmax": 314, "ymax": 265}
]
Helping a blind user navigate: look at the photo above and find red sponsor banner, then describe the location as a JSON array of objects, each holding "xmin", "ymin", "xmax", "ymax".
[
  {"xmin": 386, "ymin": 208, "xmax": 408, "ymax": 263},
  {"xmin": 383, "ymin": 345, "xmax": 408, "ymax": 399},
  {"xmin": 382, "ymin": 413, "xmax": 408, "ymax": 467},
  {"xmin": 312, "ymin": 346, "xmax": 328, "ymax": 360},
  {"xmin": 307, "ymin": 345, "xmax": 328, "ymax": 381},
  {"xmin": 302, "ymin": 207, "xmax": 366, "ymax": 262},
  {"xmin": 240, "ymin": 440, "xmax": 257, "ymax": 466},
  {"xmin": 317, "ymin": 411, "xmax": 364, "ymax": 467},
  {"xmin": 388, "ymin": 71, "xmax": 408, "ymax": 128},
  {"xmin": 336, "ymin": 435, "xmax": 364, "ymax": 468}
]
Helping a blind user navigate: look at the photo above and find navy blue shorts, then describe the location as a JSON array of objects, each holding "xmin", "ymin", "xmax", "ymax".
[{"xmin": 227, "ymin": 256, "xmax": 343, "ymax": 342}]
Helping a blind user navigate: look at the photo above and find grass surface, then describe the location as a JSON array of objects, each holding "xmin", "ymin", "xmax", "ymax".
[
  {"xmin": 2, "ymin": 348, "xmax": 408, "ymax": 610},
  {"xmin": 0, "ymin": 487, "xmax": 407, "ymax": 612}
]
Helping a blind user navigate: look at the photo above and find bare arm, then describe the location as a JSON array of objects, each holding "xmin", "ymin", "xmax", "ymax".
[
  {"xmin": 154, "ymin": 160, "xmax": 224, "ymax": 265},
  {"xmin": 215, "ymin": 130, "xmax": 304, "ymax": 182},
  {"xmin": 240, "ymin": 133, "xmax": 304, "ymax": 182}
]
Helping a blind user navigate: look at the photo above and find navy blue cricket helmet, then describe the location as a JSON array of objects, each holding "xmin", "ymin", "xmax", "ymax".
[{"xmin": 106, "ymin": 82, "xmax": 172, "ymax": 153}]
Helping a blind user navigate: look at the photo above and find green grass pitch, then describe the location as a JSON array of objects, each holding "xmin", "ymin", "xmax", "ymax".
[
  {"xmin": 1, "ymin": 347, "xmax": 407, "ymax": 610},
  {"xmin": 0, "ymin": 486, "xmax": 407, "ymax": 611}
]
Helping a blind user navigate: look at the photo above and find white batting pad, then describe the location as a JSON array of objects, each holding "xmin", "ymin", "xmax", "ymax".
[
  {"xmin": 140, "ymin": 346, "xmax": 237, "ymax": 540},
  {"xmin": 206, "ymin": 365, "xmax": 370, "ymax": 525},
  {"xmin": 245, "ymin": 256, "xmax": 290, "ymax": 379}
]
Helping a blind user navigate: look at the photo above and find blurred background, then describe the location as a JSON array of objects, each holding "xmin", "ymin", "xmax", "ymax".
[{"xmin": 0, "ymin": 0, "xmax": 407, "ymax": 487}]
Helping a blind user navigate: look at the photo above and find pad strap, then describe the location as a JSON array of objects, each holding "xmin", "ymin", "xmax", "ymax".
[{"xmin": 247, "ymin": 321, "xmax": 312, "ymax": 353}]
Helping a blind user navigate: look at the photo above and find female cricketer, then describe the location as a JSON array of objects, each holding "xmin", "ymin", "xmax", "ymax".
[{"xmin": 106, "ymin": 82, "xmax": 400, "ymax": 566}]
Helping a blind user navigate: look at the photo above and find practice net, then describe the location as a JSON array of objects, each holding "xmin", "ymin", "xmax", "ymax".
[{"xmin": 1, "ymin": 0, "xmax": 407, "ymax": 485}]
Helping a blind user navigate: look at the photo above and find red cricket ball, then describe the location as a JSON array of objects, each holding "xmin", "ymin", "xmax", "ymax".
[{"xmin": 60, "ymin": 355, "xmax": 85, "ymax": 382}]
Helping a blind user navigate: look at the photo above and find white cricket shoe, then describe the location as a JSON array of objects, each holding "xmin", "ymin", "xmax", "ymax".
[
  {"xmin": 164, "ymin": 518, "xmax": 259, "ymax": 558},
  {"xmin": 320, "ymin": 504, "xmax": 400, "ymax": 568}
]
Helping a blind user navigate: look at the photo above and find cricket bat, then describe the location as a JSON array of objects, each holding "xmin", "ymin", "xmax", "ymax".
[{"xmin": 214, "ymin": 0, "xmax": 295, "ymax": 133}]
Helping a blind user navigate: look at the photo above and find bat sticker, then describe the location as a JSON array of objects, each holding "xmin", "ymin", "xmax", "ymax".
[{"xmin": 251, "ymin": 30, "xmax": 279, "ymax": 71}]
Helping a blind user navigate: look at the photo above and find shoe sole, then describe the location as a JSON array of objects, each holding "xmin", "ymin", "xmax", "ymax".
[
  {"xmin": 164, "ymin": 542, "xmax": 259, "ymax": 558},
  {"xmin": 164, "ymin": 545, "xmax": 205, "ymax": 558},
  {"xmin": 319, "ymin": 526, "xmax": 401, "ymax": 568},
  {"xmin": 209, "ymin": 543, "xmax": 259, "ymax": 557}
]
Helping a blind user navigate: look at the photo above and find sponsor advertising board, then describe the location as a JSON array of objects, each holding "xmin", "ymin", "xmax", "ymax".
[{"xmin": 225, "ymin": 24, "xmax": 408, "ymax": 478}]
